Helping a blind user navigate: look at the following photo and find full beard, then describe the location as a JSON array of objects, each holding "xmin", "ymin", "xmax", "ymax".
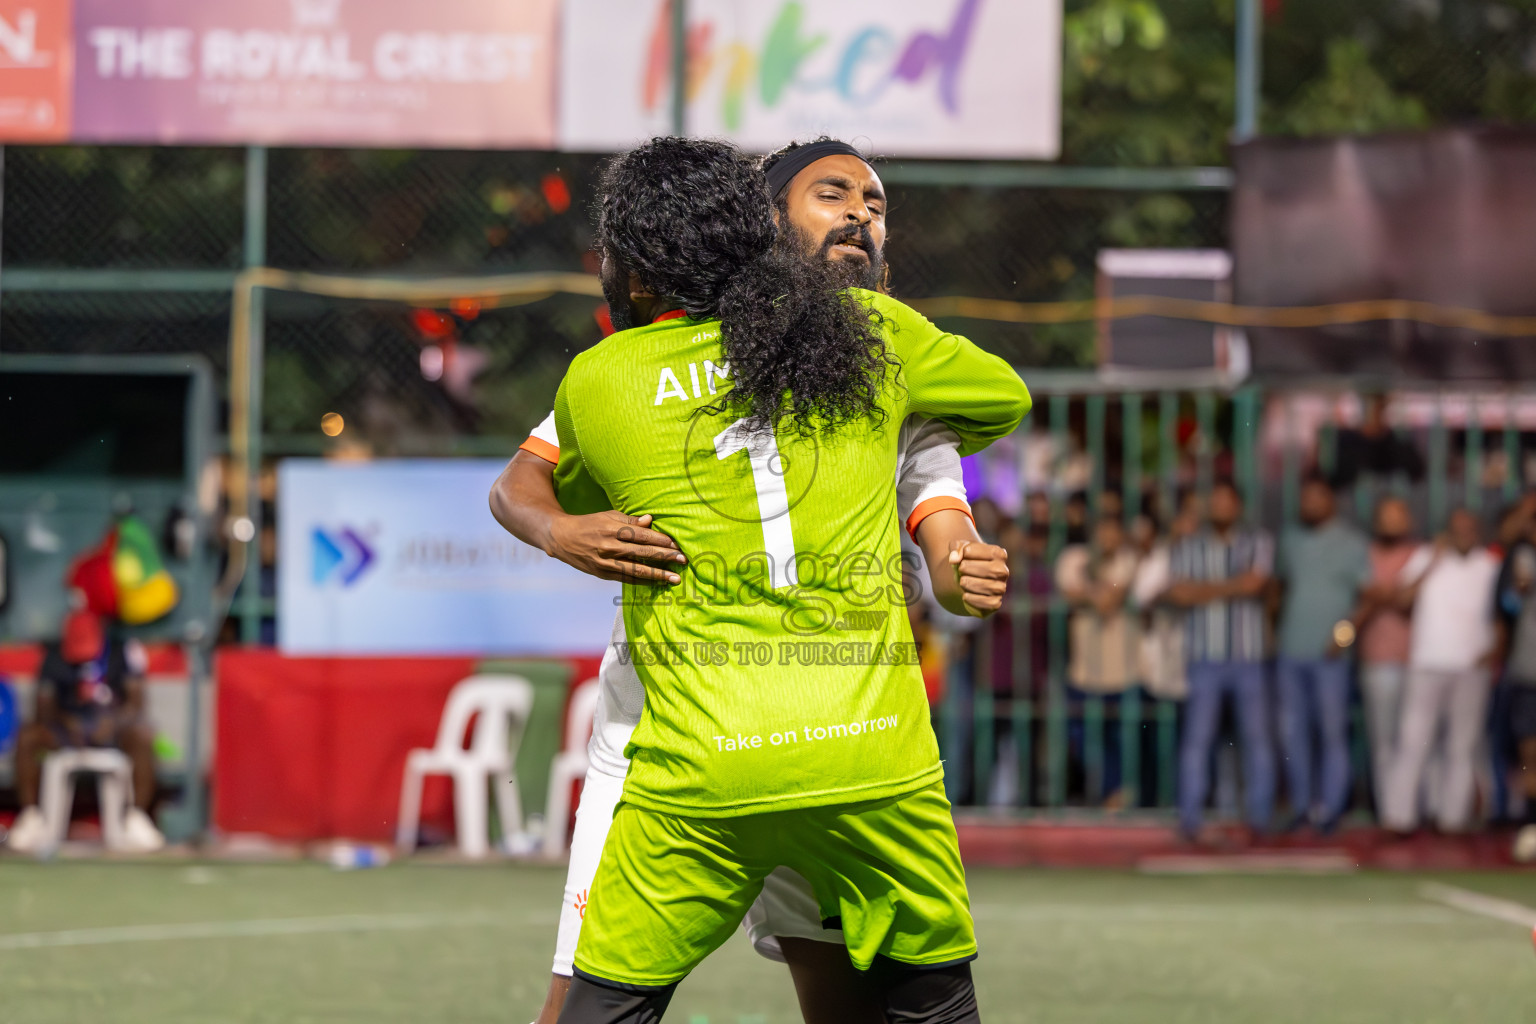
[
  {"xmin": 739, "ymin": 233, "xmax": 889, "ymax": 422},
  {"xmin": 816, "ymin": 222, "xmax": 886, "ymax": 291}
]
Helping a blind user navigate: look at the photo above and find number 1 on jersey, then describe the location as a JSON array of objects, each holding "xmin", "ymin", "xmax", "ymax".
[{"xmin": 714, "ymin": 418, "xmax": 798, "ymax": 589}]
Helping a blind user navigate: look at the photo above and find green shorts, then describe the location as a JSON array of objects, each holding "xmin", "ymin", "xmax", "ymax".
[{"xmin": 572, "ymin": 780, "xmax": 975, "ymax": 988}]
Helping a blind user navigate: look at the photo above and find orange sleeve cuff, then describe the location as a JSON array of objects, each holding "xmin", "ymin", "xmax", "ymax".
[
  {"xmin": 518, "ymin": 435, "xmax": 559, "ymax": 464},
  {"xmin": 905, "ymin": 496, "xmax": 973, "ymax": 540}
]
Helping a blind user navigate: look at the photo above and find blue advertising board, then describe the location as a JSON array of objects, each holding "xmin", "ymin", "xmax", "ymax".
[{"xmin": 277, "ymin": 459, "xmax": 619, "ymax": 655}]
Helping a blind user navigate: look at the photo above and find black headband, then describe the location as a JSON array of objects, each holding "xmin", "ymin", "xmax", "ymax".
[{"xmin": 764, "ymin": 141, "xmax": 871, "ymax": 199}]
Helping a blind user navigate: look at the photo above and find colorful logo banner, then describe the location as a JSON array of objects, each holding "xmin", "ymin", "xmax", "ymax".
[
  {"xmin": 559, "ymin": 0, "xmax": 1060, "ymax": 159},
  {"xmin": 1, "ymin": 0, "xmax": 1062, "ymax": 156},
  {"xmin": 311, "ymin": 525, "xmax": 375, "ymax": 587},
  {"xmin": 0, "ymin": 0, "xmax": 557, "ymax": 146}
]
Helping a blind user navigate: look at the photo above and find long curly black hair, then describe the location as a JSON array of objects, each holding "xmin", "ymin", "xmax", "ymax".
[{"xmin": 596, "ymin": 136, "xmax": 892, "ymax": 435}]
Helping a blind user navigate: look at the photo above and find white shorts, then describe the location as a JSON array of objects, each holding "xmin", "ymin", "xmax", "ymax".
[
  {"xmin": 741, "ymin": 865, "xmax": 847, "ymax": 963},
  {"xmin": 551, "ymin": 767, "xmax": 844, "ymax": 975}
]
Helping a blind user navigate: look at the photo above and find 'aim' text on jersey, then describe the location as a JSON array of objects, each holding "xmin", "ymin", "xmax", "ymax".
[{"xmin": 655, "ymin": 361, "xmax": 731, "ymax": 405}]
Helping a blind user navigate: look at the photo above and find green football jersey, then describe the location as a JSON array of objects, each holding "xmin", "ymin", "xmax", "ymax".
[{"xmin": 553, "ymin": 289, "xmax": 1030, "ymax": 816}]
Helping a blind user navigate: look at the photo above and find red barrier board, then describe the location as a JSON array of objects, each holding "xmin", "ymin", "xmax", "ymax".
[
  {"xmin": 0, "ymin": 643, "xmax": 187, "ymax": 675},
  {"xmin": 214, "ymin": 650, "xmax": 477, "ymax": 841}
]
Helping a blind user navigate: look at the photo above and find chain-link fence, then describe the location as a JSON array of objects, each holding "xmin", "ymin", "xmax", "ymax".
[
  {"xmin": 1262, "ymin": 0, "xmax": 1536, "ymax": 134},
  {"xmin": 1, "ymin": 147, "xmax": 1231, "ymax": 451},
  {"xmin": 3, "ymin": 0, "xmax": 1530, "ymax": 449},
  {"xmin": 885, "ymin": 185, "xmax": 1229, "ymax": 367},
  {"xmin": 3, "ymin": 147, "xmax": 246, "ymax": 269},
  {"xmin": 265, "ymin": 150, "xmax": 606, "ymax": 275},
  {"xmin": 1, "ymin": 289, "xmax": 231, "ymax": 369}
]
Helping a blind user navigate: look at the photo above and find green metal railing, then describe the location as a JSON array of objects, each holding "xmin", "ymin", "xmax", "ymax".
[{"xmin": 938, "ymin": 378, "xmax": 1531, "ymax": 814}]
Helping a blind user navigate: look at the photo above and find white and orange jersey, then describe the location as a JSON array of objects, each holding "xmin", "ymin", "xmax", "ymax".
[
  {"xmin": 518, "ymin": 411, "xmax": 560, "ymax": 465},
  {"xmin": 520, "ymin": 410, "xmax": 969, "ymax": 780}
]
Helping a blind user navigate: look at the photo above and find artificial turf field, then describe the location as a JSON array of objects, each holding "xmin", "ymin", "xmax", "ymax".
[{"xmin": 2, "ymin": 862, "xmax": 1534, "ymax": 1023}]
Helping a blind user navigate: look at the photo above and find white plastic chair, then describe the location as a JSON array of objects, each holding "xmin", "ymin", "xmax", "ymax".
[
  {"xmin": 542, "ymin": 678, "xmax": 602, "ymax": 856},
  {"xmin": 40, "ymin": 748, "xmax": 132, "ymax": 852},
  {"xmin": 396, "ymin": 675, "xmax": 534, "ymax": 858}
]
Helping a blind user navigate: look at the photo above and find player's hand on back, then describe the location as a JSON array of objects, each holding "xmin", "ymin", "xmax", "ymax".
[
  {"xmin": 948, "ymin": 540, "xmax": 1010, "ymax": 617},
  {"xmin": 547, "ymin": 511, "xmax": 687, "ymax": 585}
]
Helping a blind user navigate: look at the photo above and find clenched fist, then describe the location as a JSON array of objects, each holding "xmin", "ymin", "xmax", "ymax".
[{"xmin": 948, "ymin": 539, "xmax": 1010, "ymax": 617}]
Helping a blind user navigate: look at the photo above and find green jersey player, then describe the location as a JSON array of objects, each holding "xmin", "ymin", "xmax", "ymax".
[
  {"xmin": 492, "ymin": 138, "xmax": 1014, "ymax": 1024},
  {"xmin": 552, "ymin": 137, "xmax": 1029, "ymax": 1024}
]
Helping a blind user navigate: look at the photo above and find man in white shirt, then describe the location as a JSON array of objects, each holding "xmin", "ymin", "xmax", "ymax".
[{"xmin": 1383, "ymin": 508, "xmax": 1499, "ymax": 833}]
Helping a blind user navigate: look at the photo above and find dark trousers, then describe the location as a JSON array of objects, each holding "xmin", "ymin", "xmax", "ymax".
[{"xmin": 560, "ymin": 959, "xmax": 982, "ymax": 1024}]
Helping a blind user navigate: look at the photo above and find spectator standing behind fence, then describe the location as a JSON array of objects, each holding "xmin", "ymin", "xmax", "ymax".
[
  {"xmin": 1498, "ymin": 528, "xmax": 1536, "ymax": 859},
  {"xmin": 1330, "ymin": 394, "xmax": 1424, "ymax": 490},
  {"xmin": 1056, "ymin": 516, "xmax": 1141, "ymax": 807},
  {"xmin": 1274, "ymin": 476, "xmax": 1370, "ymax": 833},
  {"xmin": 1167, "ymin": 481, "xmax": 1276, "ymax": 841},
  {"xmin": 1134, "ymin": 491, "xmax": 1202, "ymax": 702},
  {"xmin": 1383, "ymin": 509, "xmax": 1499, "ymax": 834},
  {"xmin": 1351, "ymin": 497, "xmax": 1419, "ymax": 814}
]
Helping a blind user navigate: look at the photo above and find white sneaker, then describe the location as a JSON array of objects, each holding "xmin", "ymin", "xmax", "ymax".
[
  {"xmin": 6, "ymin": 807, "xmax": 50, "ymax": 854},
  {"xmin": 120, "ymin": 808, "xmax": 166, "ymax": 853}
]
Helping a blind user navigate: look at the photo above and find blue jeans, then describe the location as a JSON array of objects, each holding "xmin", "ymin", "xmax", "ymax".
[
  {"xmin": 1067, "ymin": 687, "xmax": 1125, "ymax": 801},
  {"xmin": 1275, "ymin": 657, "xmax": 1352, "ymax": 826},
  {"xmin": 1179, "ymin": 661, "xmax": 1275, "ymax": 834}
]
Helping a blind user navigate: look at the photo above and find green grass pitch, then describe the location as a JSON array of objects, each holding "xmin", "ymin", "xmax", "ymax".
[{"xmin": 1, "ymin": 862, "xmax": 1534, "ymax": 1022}]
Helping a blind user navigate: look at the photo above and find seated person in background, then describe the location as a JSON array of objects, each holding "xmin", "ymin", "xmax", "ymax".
[{"xmin": 7, "ymin": 599, "xmax": 165, "ymax": 853}]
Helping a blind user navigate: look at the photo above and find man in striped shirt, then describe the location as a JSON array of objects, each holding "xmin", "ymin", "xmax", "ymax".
[{"xmin": 1166, "ymin": 479, "xmax": 1276, "ymax": 840}]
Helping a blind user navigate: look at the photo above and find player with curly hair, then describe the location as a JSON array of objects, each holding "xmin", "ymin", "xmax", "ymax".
[
  {"xmin": 496, "ymin": 136, "xmax": 1008, "ymax": 1024},
  {"xmin": 497, "ymin": 136, "xmax": 1028, "ymax": 1024}
]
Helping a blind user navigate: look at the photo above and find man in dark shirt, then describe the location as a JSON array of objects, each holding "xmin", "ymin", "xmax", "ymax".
[
  {"xmin": 6, "ymin": 606, "xmax": 164, "ymax": 852},
  {"xmin": 1330, "ymin": 394, "xmax": 1424, "ymax": 490}
]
